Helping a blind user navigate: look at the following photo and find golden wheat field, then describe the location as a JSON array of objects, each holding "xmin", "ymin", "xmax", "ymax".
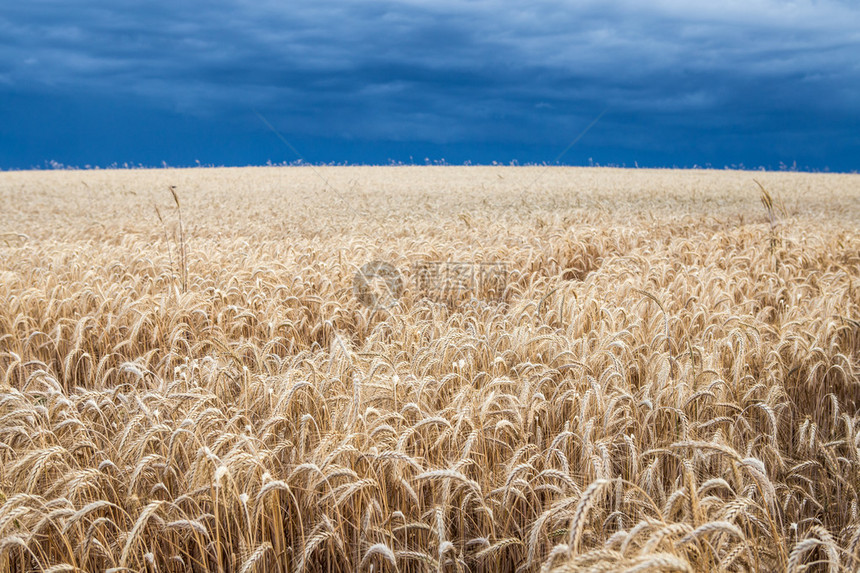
[{"xmin": 1, "ymin": 166, "xmax": 859, "ymax": 572}]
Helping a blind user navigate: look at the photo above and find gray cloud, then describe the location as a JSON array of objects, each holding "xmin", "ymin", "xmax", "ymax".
[{"xmin": 1, "ymin": 0, "xmax": 859, "ymax": 166}]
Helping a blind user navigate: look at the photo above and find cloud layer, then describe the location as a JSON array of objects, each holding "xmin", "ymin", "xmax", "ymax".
[{"xmin": 2, "ymin": 0, "xmax": 859, "ymax": 168}]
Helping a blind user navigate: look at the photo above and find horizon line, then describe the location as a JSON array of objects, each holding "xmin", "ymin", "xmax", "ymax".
[{"xmin": 2, "ymin": 160, "xmax": 855, "ymax": 175}]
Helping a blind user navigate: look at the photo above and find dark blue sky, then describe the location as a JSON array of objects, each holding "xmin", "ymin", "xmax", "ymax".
[{"xmin": 2, "ymin": 1, "xmax": 859, "ymax": 171}]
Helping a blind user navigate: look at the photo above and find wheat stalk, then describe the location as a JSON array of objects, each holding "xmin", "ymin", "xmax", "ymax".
[{"xmin": 1, "ymin": 166, "xmax": 859, "ymax": 571}]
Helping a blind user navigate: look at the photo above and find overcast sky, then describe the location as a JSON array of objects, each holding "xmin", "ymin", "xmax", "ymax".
[{"xmin": 2, "ymin": 0, "xmax": 858, "ymax": 170}]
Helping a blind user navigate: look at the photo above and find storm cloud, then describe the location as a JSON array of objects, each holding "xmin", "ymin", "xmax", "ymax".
[{"xmin": 2, "ymin": 0, "xmax": 858, "ymax": 169}]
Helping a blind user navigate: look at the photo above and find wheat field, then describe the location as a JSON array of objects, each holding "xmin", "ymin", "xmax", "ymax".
[{"xmin": 0, "ymin": 166, "xmax": 859, "ymax": 572}]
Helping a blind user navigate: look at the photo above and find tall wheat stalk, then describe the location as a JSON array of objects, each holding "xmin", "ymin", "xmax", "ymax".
[{"xmin": 0, "ymin": 166, "xmax": 858, "ymax": 572}]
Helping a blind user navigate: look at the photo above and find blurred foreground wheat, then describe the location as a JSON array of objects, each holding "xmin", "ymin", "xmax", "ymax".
[{"xmin": 0, "ymin": 166, "xmax": 859, "ymax": 572}]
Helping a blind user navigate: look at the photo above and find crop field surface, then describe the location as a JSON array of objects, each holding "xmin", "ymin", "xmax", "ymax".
[{"xmin": 0, "ymin": 166, "xmax": 859, "ymax": 572}]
